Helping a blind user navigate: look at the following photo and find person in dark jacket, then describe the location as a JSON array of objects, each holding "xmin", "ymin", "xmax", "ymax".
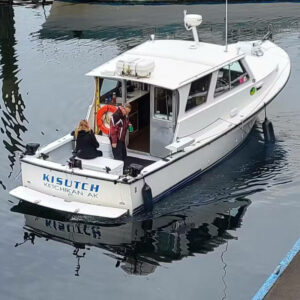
[
  {"xmin": 74, "ymin": 120, "xmax": 102, "ymax": 159},
  {"xmin": 109, "ymin": 103, "xmax": 131, "ymax": 162}
]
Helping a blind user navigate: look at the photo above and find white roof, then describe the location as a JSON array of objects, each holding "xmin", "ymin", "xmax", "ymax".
[{"xmin": 86, "ymin": 40, "xmax": 245, "ymax": 90}]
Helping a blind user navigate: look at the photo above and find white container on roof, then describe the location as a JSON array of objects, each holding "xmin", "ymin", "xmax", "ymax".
[{"xmin": 116, "ymin": 57, "xmax": 155, "ymax": 77}]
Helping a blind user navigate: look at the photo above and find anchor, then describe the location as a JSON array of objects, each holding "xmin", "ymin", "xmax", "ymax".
[{"xmin": 262, "ymin": 104, "xmax": 275, "ymax": 143}]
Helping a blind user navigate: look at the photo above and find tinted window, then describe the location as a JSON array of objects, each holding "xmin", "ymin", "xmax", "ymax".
[
  {"xmin": 100, "ymin": 79, "xmax": 122, "ymax": 104},
  {"xmin": 214, "ymin": 60, "xmax": 249, "ymax": 97},
  {"xmin": 154, "ymin": 88, "xmax": 173, "ymax": 121},
  {"xmin": 186, "ymin": 74, "xmax": 211, "ymax": 112}
]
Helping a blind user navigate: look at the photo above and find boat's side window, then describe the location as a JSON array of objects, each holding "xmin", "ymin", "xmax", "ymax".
[
  {"xmin": 186, "ymin": 74, "xmax": 211, "ymax": 112},
  {"xmin": 100, "ymin": 79, "xmax": 122, "ymax": 104},
  {"xmin": 214, "ymin": 60, "xmax": 249, "ymax": 97},
  {"xmin": 154, "ymin": 87, "xmax": 173, "ymax": 121}
]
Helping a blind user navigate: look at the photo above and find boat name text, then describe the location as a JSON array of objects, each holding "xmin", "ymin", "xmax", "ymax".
[
  {"xmin": 44, "ymin": 219, "xmax": 102, "ymax": 239},
  {"xmin": 42, "ymin": 174, "xmax": 99, "ymax": 197}
]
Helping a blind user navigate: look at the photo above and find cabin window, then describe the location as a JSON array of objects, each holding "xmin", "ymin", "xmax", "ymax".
[
  {"xmin": 185, "ymin": 74, "xmax": 211, "ymax": 112},
  {"xmin": 100, "ymin": 79, "xmax": 122, "ymax": 104},
  {"xmin": 126, "ymin": 81, "xmax": 149, "ymax": 102},
  {"xmin": 154, "ymin": 87, "xmax": 173, "ymax": 121},
  {"xmin": 214, "ymin": 60, "xmax": 249, "ymax": 97}
]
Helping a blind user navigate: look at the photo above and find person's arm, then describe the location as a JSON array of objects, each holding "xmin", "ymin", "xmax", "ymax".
[
  {"xmin": 90, "ymin": 130, "xmax": 100, "ymax": 148},
  {"xmin": 110, "ymin": 111, "xmax": 123, "ymax": 148},
  {"xmin": 110, "ymin": 121, "xmax": 118, "ymax": 148}
]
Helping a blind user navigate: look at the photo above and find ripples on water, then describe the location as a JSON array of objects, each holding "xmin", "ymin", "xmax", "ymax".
[
  {"xmin": 1, "ymin": 2, "xmax": 300, "ymax": 299},
  {"xmin": 0, "ymin": 7, "xmax": 27, "ymax": 186}
]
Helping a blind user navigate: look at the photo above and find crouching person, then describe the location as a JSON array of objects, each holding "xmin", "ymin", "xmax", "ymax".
[
  {"xmin": 109, "ymin": 103, "xmax": 131, "ymax": 162},
  {"xmin": 75, "ymin": 120, "xmax": 102, "ymax": 159}
]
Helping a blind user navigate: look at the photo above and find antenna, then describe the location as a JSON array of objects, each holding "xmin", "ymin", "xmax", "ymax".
[
  {"xmin": 225, "ymin": 0, "xmax": 228, "ymax": 52},
  {"xmin": 184, "ymin": 10, "xmax": 202, "ymax": 46}
]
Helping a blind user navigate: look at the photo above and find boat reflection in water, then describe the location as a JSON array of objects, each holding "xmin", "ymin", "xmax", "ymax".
[
  {"xmin": 39, "ymin": 1, "xmax": 300, "ymax": 44},
  {"xmin": 12, "ymin": 197, "xmax": 250, "ymax": 276}
]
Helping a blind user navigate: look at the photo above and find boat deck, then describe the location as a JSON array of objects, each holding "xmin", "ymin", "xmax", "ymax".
[
  {"xmin": 44, "ymin": 134, "xmax": 155, "ymax": 172},
  {"xmin": 125, "ymin": 156, "xmax": 154, "ymax": 168}
]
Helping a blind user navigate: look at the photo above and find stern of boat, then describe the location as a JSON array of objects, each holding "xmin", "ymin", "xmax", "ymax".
[{"xmin": 9, "ymin": 155, "xmax": 135, "ymax": 219}]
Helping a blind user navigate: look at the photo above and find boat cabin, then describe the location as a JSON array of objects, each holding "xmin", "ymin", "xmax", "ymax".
[
  {"xmin": 94, "ymin": 77, "xmax": 176, "ymax": 158},
  {"xmin": 86, "ymin": 39, "xmax": 252, "ymax": 160}
]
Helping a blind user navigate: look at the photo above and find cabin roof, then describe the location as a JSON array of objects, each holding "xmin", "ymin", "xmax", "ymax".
[{"xmin": 86, "ymin": 40, "xmax": 245, "ymax": 90}]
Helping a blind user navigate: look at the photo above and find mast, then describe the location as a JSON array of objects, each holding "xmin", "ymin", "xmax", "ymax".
[{"xmin": 225, "ymin": 0, "xmax": 228, "ymax": 52}]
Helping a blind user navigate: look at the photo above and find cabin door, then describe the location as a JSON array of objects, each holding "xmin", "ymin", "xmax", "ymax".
[{"xmin": 150, "ymin": 86, "xmax": 177, "ymax": 158}]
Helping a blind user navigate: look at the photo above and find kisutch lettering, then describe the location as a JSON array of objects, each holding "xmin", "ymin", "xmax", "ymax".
[{"xmin": 42, "ymin": 174, "xmax": 100, "ymax": 194}]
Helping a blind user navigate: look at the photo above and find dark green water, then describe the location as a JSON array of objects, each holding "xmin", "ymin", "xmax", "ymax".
[{"xmin": 1, "ymin": 2, "xmax": 300, "ymax": 299}]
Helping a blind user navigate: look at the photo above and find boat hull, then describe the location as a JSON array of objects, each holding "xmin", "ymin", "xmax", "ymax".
[
  {"xmin": 132, "ymin": 114, "xmax": 257, "ymax": 214},
  {"xmin": 13, "ymin": 113, "xmax": 257, "ymax": 216}
]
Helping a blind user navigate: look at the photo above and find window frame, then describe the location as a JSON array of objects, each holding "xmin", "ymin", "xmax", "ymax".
[
  {"xmin": 214, "ymin": 60, "xmax": 249, "ymax": 98},
  {"xmin": 153, "ymin": 87, "xmax": 173, "ymax": 122},
  {"xmin": 99, "ymin": 78, "xmax": 123, "ymax": 104},
  {"xmin": 185, "ymin": 73, "xmax": 212, "ymax": 112}
]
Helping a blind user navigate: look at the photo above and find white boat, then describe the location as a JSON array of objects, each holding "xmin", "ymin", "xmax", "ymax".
[{"xmin": 9, "ymin": 11, "xmax": 290, "ymax": 219}]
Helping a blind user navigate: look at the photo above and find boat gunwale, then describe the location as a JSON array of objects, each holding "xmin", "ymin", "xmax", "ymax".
[{"xmin": 20, "ymin": 157, "xmax": 121, "ymax": 183}]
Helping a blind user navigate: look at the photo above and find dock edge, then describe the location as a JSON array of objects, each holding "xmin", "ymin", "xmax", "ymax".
[{"xmin": 252, "ymin": 237, "xmax": 300, "ymax": 300}]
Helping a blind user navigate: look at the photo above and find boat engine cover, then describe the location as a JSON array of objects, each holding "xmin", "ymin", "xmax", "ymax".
[{"xmin": 128, "ymin": 163, "xmax": 144, "ymax": 177}]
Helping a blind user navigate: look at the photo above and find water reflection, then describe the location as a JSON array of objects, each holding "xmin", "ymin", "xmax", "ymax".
[
  {"xmin": 38, "ymin": 1, "xmax": 300, "ymax": 47},
  {"xmin": 11, "ymin": 128, "xmax": 288, "ymax": 276},
  {"xmin": 0, "ymin": 6, "xmax": 27, "ymax": 182},
  {"xmin": 12, "ymin": 197, "xmax": 250, "ymax": 276}
]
